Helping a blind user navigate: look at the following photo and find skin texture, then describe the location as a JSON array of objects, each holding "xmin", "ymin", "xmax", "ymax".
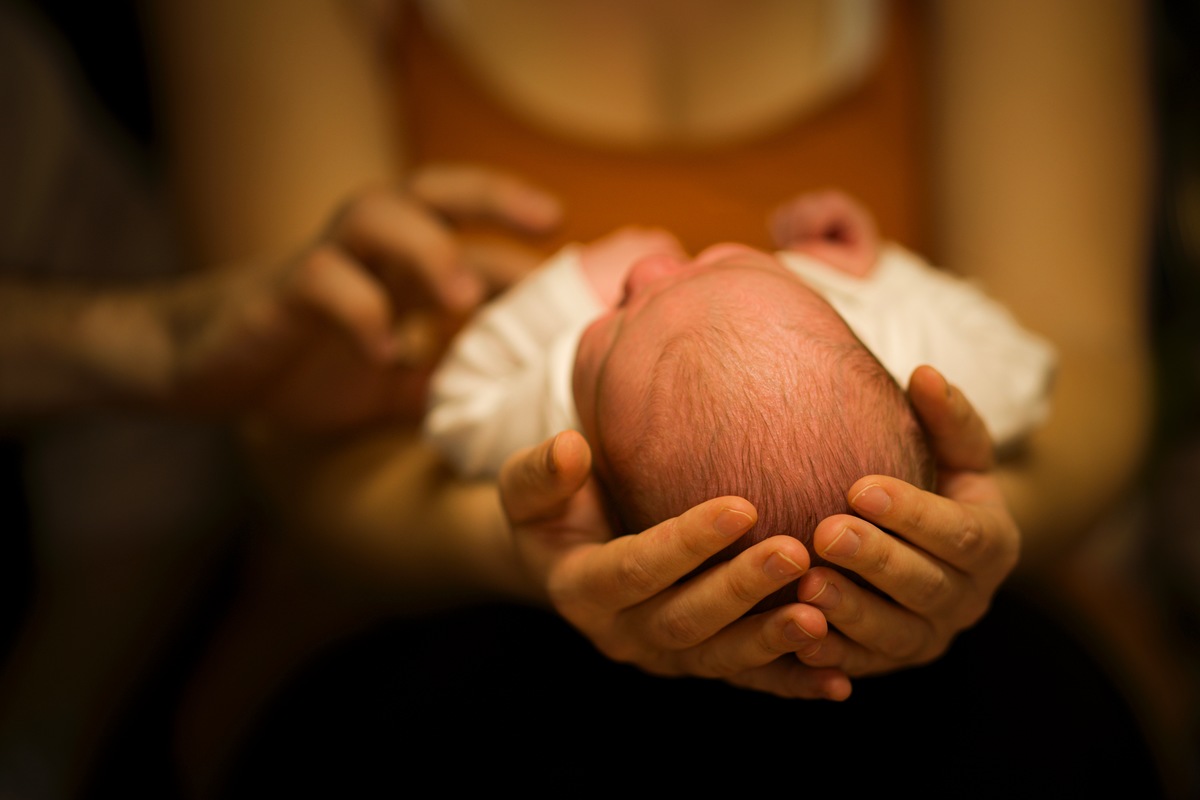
[
  {"xmin": 502, "ymin": 362, "xmax": 1013, "ymax": 691},
  {"xmin": 571, "ymin": 239, "xmax": 935, "ymax": 612},
  {"xmin": 140, "ymin": 0, "xmax": 1152, "ymax": 790},
  {"xmin": 574, "ymin": 242, "xmax": 858, "ymax": 446},
  {"xmin": 146, "ymin": 0, "xmax": 1152, "ymax": 564}
]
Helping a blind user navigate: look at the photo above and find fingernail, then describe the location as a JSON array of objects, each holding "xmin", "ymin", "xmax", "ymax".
[
  {"xmin": 936, "ymin": 368, "xmax": 952, "ymax": 399},
  {"xmin": 822, "ymin": 526, "xmax": 861, "ymax": 559},
  {"xmin": 800, "ymin": 580, "xmax": 840, "ymax": 610},
  {"xmin": 763, "ymin": 551, "xmax": 804, "ymax": 581},
  {"xmin": 714, "ymin": 508, "xmax": 754, "ymax": 538},
  {"xmin": 785, "ymin": 619, "xmax": 821, "ymax": 642},
  {"xmin": 850, "ymin": 484, "xmax": 891, "ymax": 516}
]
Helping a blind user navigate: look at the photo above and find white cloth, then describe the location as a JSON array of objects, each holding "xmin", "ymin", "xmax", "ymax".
[{"xmin": 424, "ymin": 242, "xmax": 1057, "ymax": 478}]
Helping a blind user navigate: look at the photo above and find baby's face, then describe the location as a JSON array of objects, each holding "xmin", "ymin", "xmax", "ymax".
[{"xmin": 573, "ymin": 243, "xmax": 838, "ymax": 469}]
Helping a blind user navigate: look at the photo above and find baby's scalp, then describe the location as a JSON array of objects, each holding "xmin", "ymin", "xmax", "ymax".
[{"xmin": 587, "ymin": 260, "xmax": 934, "ymax": 611}]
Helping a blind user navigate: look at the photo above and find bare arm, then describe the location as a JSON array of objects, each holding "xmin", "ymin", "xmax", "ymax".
[
  {"xmin": 0, "ymin": 281, "xmax": 174, "ymax": 417},
  {"xmin": 929, "ymin": 0, "xmax": 1154, "ymax": 568},
  {"xmin": 246, "ymin": 424, "xmax": 541, "ymax": 605}
]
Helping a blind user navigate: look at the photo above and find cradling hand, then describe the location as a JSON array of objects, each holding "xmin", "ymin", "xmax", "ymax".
[
  {"xmin": 791, "ymin": 364, "xmax": 1020, "ymax": 676},
  {"xmin": 163, "ymin": 164, "xmax": 561, "ymax": 430},
  {"xmin": 500, "ymin": 429, "xmax": 853, "ymax": 701}
]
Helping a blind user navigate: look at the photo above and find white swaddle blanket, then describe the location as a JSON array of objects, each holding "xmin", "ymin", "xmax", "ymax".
[{"xmin": 424, "ymin": 242, "xmax": 1057, "ymax": 478}]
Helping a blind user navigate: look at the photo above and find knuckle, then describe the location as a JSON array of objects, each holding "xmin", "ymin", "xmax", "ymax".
[
  {"xmin": 296, "ymin": 244, "xmax": 338, "ymax": 281},
  {"xmin": 688, "ymin": 647, "xmax": 731, "ymax": 679},
  {"xmin": 655, "ymin": 601, "xmax": 707, "ymax": 650},
  {"xmin": 663, "ymin": 515, "xmax": 716, "ymax": 562},
  {"xmin": 595, "ymin": 635, "xmax": 642, "ymax": 667},
  {"xmin": 879, "ymin": 625, "xmax": 930, "ymax": 664},
  {"xmin": 726, "ymin": 566, "xmax": 770, "ymax": 608},
  {"xmin": 854, "ymin": 532, "xmax": 892, "ymax": 581},
  {"xmin": 762, "ymin": 614, "xmax": 804, "ymax": 658},
  {"xmin": 798, "ymin": 644, "xmax": 827, "ymax": 665},
  {"xmin": 335, "ymin": 185, "xmax": 389, "ymax": 230},
  {"xmin": 615, "ymin": 548, "xmax": 660, "ymax": 600},
  {"xmin": 907, "ymin": 568, "xmax": 953, "ymax": 614},
  {"xmin": 834, "ymin": 585, "xmax": 867, "ymax": 628},
  {"xmin": 949, "ymin": 512, "xmax": 988, "ymax": 561},
  {"xmin": 900, "ymin": 496, "xmax": 931, "ymax": 536},
  {"xmin": 795, "ymin": 637, "xmax": 834, "ymax": 666}
]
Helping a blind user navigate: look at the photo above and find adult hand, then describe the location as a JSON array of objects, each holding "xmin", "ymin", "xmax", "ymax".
[
  {"xmin": 500, "ymin": 429, "xmax": 853, "ymax": 701},
  {"xmin": 163, "ymin": 165, "xmax": 561, "ymax": 429},
  {"xmin": 793, "ymin": 364, "xmax": 1020, "ymax": 676}
]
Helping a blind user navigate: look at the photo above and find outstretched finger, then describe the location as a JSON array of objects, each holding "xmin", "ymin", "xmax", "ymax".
[
  {"xmin": 288, "ymin": 244, "xmax": 393, "ymax": 362},
  {"xmin": 328, "ymin": 187, "xmax": 484, "ymax": 314},
  {"xmin": 408, "ymin": 163, "xmax": 563, "ymax": 233}
]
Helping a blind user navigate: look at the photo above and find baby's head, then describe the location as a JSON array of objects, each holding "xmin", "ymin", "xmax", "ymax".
[{"xmin": 573, "ymin": 244, "xmax": 934, "ymax": 611}]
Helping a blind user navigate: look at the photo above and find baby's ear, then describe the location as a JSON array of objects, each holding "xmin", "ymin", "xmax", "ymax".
[{"xmin": 769, "ymin": 189, "xmax": 879, "ymax": 278}]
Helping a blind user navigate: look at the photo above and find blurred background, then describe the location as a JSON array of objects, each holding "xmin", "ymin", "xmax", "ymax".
[{"xmin": 1, "ymin": 0, "xmax": 1198, "ymax": 796}]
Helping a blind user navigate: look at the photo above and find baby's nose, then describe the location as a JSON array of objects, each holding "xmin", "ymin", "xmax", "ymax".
[{"xmin": 623, "ymin": 252, "xmax": 686, "ymax": 297}]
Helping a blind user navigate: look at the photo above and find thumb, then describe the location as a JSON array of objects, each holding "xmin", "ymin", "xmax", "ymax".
[
  {"xmin": 909, "ymin": 365, "xmax": 995, "ymax": 472},
  {"xmin": 499, "ymin": 430, "xmax": 593, "ymax": 524}
]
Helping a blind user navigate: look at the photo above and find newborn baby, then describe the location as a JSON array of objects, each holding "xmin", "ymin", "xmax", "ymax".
[{"xmin": 425, "ymin": 190, "xmax": 1056, "ymax": 609}]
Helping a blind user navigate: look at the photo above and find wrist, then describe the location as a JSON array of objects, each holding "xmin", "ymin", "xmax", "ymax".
[{"xmin": 0, "ymin": 282, "xmax": 172, "ymax": 415}]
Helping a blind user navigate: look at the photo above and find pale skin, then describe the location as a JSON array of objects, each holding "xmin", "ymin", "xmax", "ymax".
[{"xmin": 144, "ymin": 0, "xmax": 1150, "ymax": 710}]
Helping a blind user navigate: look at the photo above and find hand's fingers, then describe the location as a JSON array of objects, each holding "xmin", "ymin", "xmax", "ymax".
[
  {"xmin": 810, "ymin": 508, "xmax": 979, "ymax": 624},
  {"xmin": 554, "ymin": 495, "xmax": 761, "ymax": 615},
  {"xmin": 620, "ymin": 533, "xmax": 815, "ymax": 650},
  {"xmin": 329, "ymin": 187, "xmax": 484, "ymax": 313},
  {"xmin": 615, "ymin": 592, "xmax": 852, "ymax": 700},
  {"xmin": 461, "ymin": 237, "xmax": 546, "ymax": 294},
  {"xmin": 795, "ymin": 565, "xmax": 939, "ymax": 674},
  {"xmin": 408, "ymin": 163, "xmax": 563, "ymax": 232},
  {"xmin": 288, "ymin": 244, "xmax": 393, "ymax": 361},
  {"xmin": 908, "ymin": 365, "xmax": 995, "ymax": 471},
  {"xmin": 499, "ymin": 430, "xmax": 593, "ymax": 525},
  {"xmin": 841, "ymin": 473, "xmax": 1017, "ymax": 577},
  {"xmin": 720, "ymin": 655, "xmax": 853, "ymax": 701}
]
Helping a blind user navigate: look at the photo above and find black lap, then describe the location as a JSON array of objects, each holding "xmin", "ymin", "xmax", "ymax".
[{"xmin": 218, "ymin": 590, "xmax": 1167, "ymax": 797}]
